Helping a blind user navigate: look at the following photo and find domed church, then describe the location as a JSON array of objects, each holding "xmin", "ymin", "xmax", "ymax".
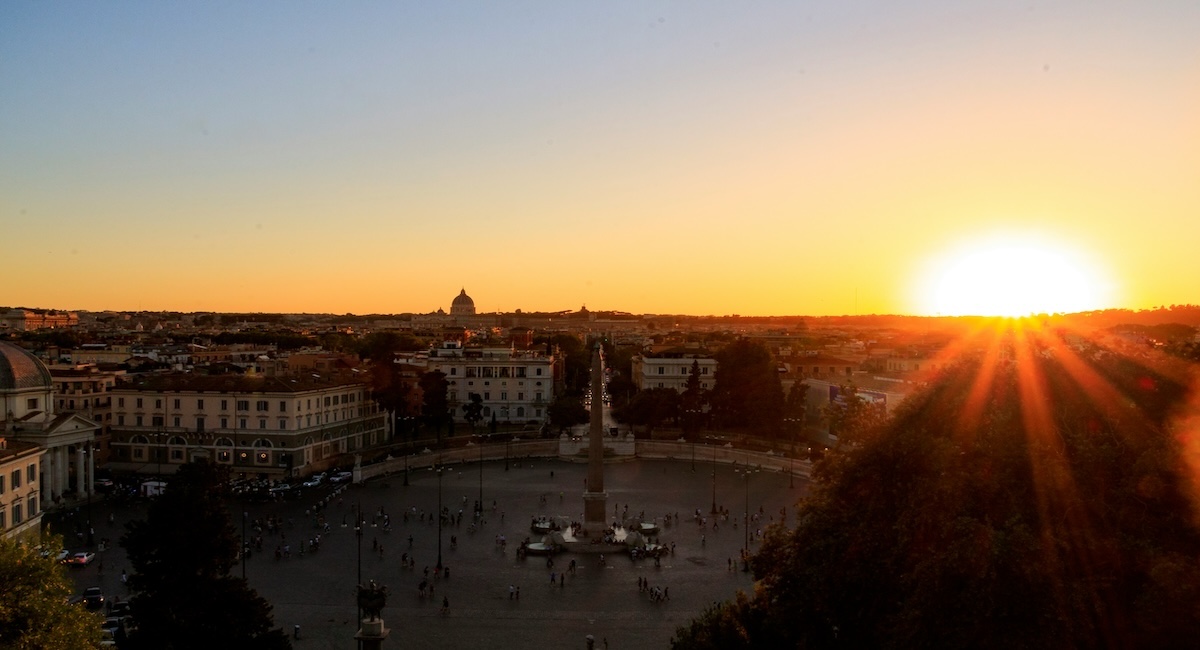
[
  {"xmin": 1, "ymin": 341, "xmax": 100, "ymax": 534},
  {"xmin": 450, "ymin": 288, "xmax": 476, "ymax": 316}
]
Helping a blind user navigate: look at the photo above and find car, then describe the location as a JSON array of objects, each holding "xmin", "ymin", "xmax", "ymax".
[
  {"xmin": 55, "ymin": 548, "xmax": 71, "ymax": 563},
  {"xmin": 82, "ymin": 586, "xmax": 105, "ymax": 611},
  {"xmin": 108, "ymin": 601, "xmax": 132, "ymax": 618},
  {"xmin": 330, "ymin": 471, "xmax": 353, "ymax": 484},
  {"xmin": 69, "ymin": 551, "xmax": 96, "ymax": 566},
  {"xmin": 302, "ymin": 475, "xmax": 323, "ymax": 488}
]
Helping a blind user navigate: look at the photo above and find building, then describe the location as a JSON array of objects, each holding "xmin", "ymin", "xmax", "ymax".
[
  {"xmin": 630, "ymin": 349, "xmax": 717, "ymax": 392},
  {"xmin": 450, "ymin": 288, "xmax": 476, "ymax": 316},
  {"xmin": 49, "ymin": 365, "xmax": 123, "ymax": 464},
  {"xmin": 1, "ymin": 308, "xmax": 79, "ymax": 331},
  {"xmin": 425, "ymin": 342, "xmax": 557, "ymax": 424},
  {"xmin": 0, "ymin": 435, "xmax": 45, "ymax": 542},
  {"xmin": 0, "ymin": 341, "xmax": 100, "ymax": 513},
  {"xmin": 106, "ymin": 373, "xmax": 387, "ymax": 478}
]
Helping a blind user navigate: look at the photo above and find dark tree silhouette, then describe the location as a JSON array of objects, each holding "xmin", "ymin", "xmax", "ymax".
[
  {"xmin": 675, "ymin": 343, "xmax": 1200, "ymax": 649},
  {"xmin": 121, "ymin": 461, "xmax": 290, "ymax": 650},
  {"xmin": 709, "ymin": 339, "xmax": 784, "ymax": 435}
]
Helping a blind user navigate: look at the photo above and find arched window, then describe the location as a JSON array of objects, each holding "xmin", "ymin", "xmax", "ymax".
[
  {"xmin": 253, "ymin": 438, "xmax": 273, "ymax": 448},
  {"xmin": 131, "ymin": 435, "xmax": 149, "ymax": 444},
  {"xmin": 168, "ymin": 436, "xmax": 187, "ymax": 446},
  {"xmin": 214, "ymin": 437, "xmax": 234, "ymax": 447},
  {"xmin": 516, "ymin": 406, "xmax": 525, "ymax": 418}
]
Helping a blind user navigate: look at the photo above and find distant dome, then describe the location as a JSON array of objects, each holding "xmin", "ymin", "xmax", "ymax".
[
  {"xmin": 451, "ymin": 289, "xmax": 476, "ymax": 316},
  {"xmin": 0, "ymin": 341, "xmax": 53, "ymax": 391}
]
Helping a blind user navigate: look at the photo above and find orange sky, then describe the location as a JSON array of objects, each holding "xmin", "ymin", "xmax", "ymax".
[{"xmin": 3, "ymin": 3, "xmax": 1197, "ymax": 316}]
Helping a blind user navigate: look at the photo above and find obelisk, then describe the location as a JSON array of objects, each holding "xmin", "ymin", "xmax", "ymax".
[{"xmin": 583, "ymin": 342, "xmax": 608, "ymax": 532}]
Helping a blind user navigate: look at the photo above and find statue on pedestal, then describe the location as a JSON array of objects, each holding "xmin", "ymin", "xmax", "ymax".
[{"xmin": 357, "ymin": 580, "xmax": 388, "ymax": 621}]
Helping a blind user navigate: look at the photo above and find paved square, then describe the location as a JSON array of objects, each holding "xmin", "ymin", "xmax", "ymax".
[{"xmin": 67, "ymin": 457, "xmax": 806, "ymax": 649}]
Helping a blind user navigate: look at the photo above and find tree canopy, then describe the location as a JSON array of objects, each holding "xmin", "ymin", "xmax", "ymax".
[
  {"xmin": 0, "ymin": 534, "xmax": 100, "ymax": 650},
  {"xmin": 709, "ymin": 339, "xmax": 784, "ymax": 434},
  {"xmin": 121, "ymin": 461, "xmax": 290, "ymax": 650},
  {"xmin": 675, "ymin": 341, "xmax": 1200, "ymax": 649}
]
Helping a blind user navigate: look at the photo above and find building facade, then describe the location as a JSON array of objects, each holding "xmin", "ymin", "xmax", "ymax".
[
  {"xmin": 425, "ymin": 342, "xmax": 556, "ymax": 424},
  {"xmin": 0, "ymin": 436, "xmax": 45, "ymax": 542},
  {"xmin": 1, "ymin": 309, "xmax": 79, "ymax": 331},
  {"xmin": 630, "ymin": 353, "xmax": 717, "ymax": 392},
  {"xmin": 106, "ymin": 374, "xmax": 387, "ymax": 478}
]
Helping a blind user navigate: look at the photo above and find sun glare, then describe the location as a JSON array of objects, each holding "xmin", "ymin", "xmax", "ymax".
[{"xmin": 920, "ymin": 238, "xmax": 1111, "ymax": 317}]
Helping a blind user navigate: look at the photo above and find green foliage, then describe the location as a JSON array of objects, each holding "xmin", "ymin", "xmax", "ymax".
[
  {"xmin": 121, "ymin": 461, "xmax": 290, "ymax": 650},
  {"xmin": 615, "ymin": 387, "xmax": 681, "ymax": 433},
  {"xmin": 535, "ymin": 333, "xmax": 590, "ymax": 393},
  {"xmin": 709, "ymin": 340, "xmax": 784, "ymax": 434},
  {"xmin": 548, "ymin": 394, "xmax": 589, "ymax": 432},
  {"xmin": 675, "ymin": 347, "xmax": 1200, "ymax": 649},
  {"xmin": 419, "ymin": 370, "xmax": 451, "ymax": 438},
  {"xmin": 464, "ymin": 393, "xmax": 484, "ymax": 431},
  {"xmin": 0, "ymin": 534, "xmax": 100, "ymax": 650},
  {"xmin": 681, "ymin": 360, "xmax": 708, "ymax": 435}
]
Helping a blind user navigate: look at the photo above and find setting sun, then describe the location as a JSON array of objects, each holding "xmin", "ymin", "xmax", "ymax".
[{"xmin": 918, "ymin": 237, "xmax": 1113, "ymax": 317}]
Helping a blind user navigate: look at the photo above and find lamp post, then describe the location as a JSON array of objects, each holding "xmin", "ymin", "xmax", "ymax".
[
  {"xmin": 436, "ymin": 466, "xmax": 444, "ymax": 570},
  {"xmin": 785, "ymin": 417, "xmax": 800, "ymax": 488},
  {"xmin": 355, "ymin": 503, "xmax": 363, "ymax": 648},
  {"xmin": 477, "ymin": 443, "xmax": 483, "ymax": 514},
  {"xmin": 241, "ymin": 511, "xmax": 248, "ymax": 580},
  {"xmin": 737, "ymin": 466, "xmax": 758, "ymax": 572},
  {"xmin": 710, "ymin": 443, "xmax": 718, "ymax": 515}
]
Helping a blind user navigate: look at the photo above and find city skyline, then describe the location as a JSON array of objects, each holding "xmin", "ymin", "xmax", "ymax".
[{"xmin": 3, "ymin": 2, "xmax": 1197, "ymax": 316}]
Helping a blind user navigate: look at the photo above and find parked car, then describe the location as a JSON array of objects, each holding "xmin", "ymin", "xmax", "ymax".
[
  {"xmin": 69, "ymin": 551, "xmax": 96, "ymax": 566},
  {"xmin": 330, "ymin": 471, "xmax": 353, "ymax": 484},
  {"xmin": 302, "ymin": 476, "xmax": 323, "ymax": 488},
  {"xmin": 82, "ymin": 586, "xmax": 105, "ymax": 611}
]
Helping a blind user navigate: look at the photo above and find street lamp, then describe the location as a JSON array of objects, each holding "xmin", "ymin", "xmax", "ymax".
[
  {"xmin": 477, "ymin": 443, "xmax": 483, "ymax": 514},
  {"xmin": 436, "ymin": 466, "xmax": 444, "ymax": 570},
  {"xmin": 736, "ymin": 466, "xmax": 758, "ymax": 572},
  {"xmin": 355, "ymin": 502, "xmax": 363, "ymax": 646},
  {"xmin": 241, "ymin": 511, "xmax": 248, "ymax": 580},
  {"xmin": 710, "ymin": 443, "xmax": 718, "ymax": 515}
]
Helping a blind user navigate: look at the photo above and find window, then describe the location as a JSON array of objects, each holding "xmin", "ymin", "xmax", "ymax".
[
  {"xmin": 118, "ymin": 397, "xmax": 125, "ymax": 407},
  {"xmin": 155, "ymin": 399, "xmax": 162, "ymax": 409},
  {"xmin": 259, "ymin": 419, "xmax": 267, "ymax": 429},
  {"xmin": 173, "ymin": 398, "xmax": 181, "ymax": 409},
  {"xmin": 658, "ymin": 367, "xmax": 665, "ymax": 375},
  {"xmin": 28, "ymin": 397, "xmax": 39, "ymax": 409},
  {"xmin": 324, "ymin": 397, "xmax": 331, "ymax": 407},
  {"xmin": 118, "ymin": 415, "xmax": 125, "ymax": 426},
  {"xmin": 152, "ymin": 416, "xmax": 164, "ymax": 427},
  {"xmin": 450, "ymin": 367, "xmax": 457, "ymax": 375},
  {"xmin": 27, "ymin": 495, "xmax": 37, "ymax": 517},
  {"xmin": 702, "ymin": 367, "xmax": 710, "ymax": 375},
  {"xmin": 279, "ymin": 401, "xmax": 287, "ymax": 412},
  {"xmin": 0, "ymin": 507, "xmax": 5, "ymax": 529},
  {"xmin": 171, "ymin": 449, "xmax": 183, "ymax": 461},
  {"xmin": 237, "ymin": 400, "xmax": 249, "ymax": 411},
  {"xmin": 11, "ymin": 470, "xmax": 20, "ymax": 489},
  {"xmin": 217, "ymin": 450, "xmax": 231, "ymax": 463},
  {"xmin": 136, "ymin": 398, "xmax": 143, "ymax": 408},
  {"xmin": 483, "ymin": 392, "xmax": 490, "ymax": 400},
  {"xmin": 535, "ymin": 368, "xmax": 543, "ymax": 376},
  {"xmin": 278, "ymin": 419, "xmax": 288, "ymax": 430},
  {"xmin": 173, "ymin": 417, "xmax": 181, "ymax": 427},
  {"xmin": 501, "ymin": 392, "xmax": 507, "ymax": 401},
  {"xmin": 518, "ymin": 392, "xmax": 524, "ymax": 400},
  {"xmin": 27, "ymin": 464, "xmax": 36, "ymax": 483},
  {"xmin": 682, "ymin": 368, "xmax": 689, "ymax": 375},
  {"xmin": 0, "ymin": 474, "xmax": 5, "ymax": 494},
  {"xmin": 12, "ymin": 500, "xmax": 21, "ymax": 525},
  {"xmin": 221, "ymin": 399, "xmax": 228, "ymax": 410},
  {"xmin": 220, "ymin": 417, "xmax": 228, "ymax": 429},
  {"xmin": 196, "ymin": 418, "xmax": 205, "ymax": 432},
  {"xmin": 137, "ymin": 415, "xmax": 144, "ymax": 426},
  {"xmin": 69, "ymin": 399, "xmax": 75, "ymax": 409},
  {"xmin": 256, "ymin": 400, "xmax": 269, "ymax": 412},
  {"xmin": 239, "ymin": 418, "xmax": 248, "ymax": 428},
  {"xmin": 133, "ymin": 448, "xmax": 144, "ymax": 460},
  {"xmin": 197, "ymin": 399, "xmax": 204, "ymax": 409}
]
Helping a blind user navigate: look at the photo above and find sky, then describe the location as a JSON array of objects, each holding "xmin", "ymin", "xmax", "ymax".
[{"xmin": 2, "ymin": 1, "xmax": 1197, "ymax": 317}]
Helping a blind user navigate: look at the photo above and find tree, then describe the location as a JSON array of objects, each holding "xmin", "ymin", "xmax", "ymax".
[
  {"xmin": 674, "ymin": 347, "xmax": 1200, "ymax": 649},
  {"xmin": 121, "ymin": 461, "xmax": 290, "ymax": 650},
  {"xmin": 680, "ymin": 360, "xmax": 708, "ymax": 437},
  {"xmin": 822, "ymin": 383, "xmax": 886, "ymax": 447},
  {"xmin": 0, "ymin": 534, "xmax": 100, "ymax": 650},
  {"xmin": 708, "ymin": 339, "xmax": 784, "ymax": 435},
  {"xmin": 547, "ymin": 394, "xmax": 589, "ymax": 433},
  {"xmin": 618, "ymin": 387, "xmax": 680, "ymax": 435},
  {"xmin": 418, "ymin": 370, "xmax": 451, "ymax": 444},
  {"xmin": 463, "ymin": 393, "xmax": 484, "ymax": 433}
]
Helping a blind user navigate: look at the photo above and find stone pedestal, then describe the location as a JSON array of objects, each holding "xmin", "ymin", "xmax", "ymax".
[
  {"xmin": 355, "ymin": 618, "xmax": 390, "ymax": 650},
  {"xmin": 583, "ymin": 490, "xmax": 609, "ymax": 533}
]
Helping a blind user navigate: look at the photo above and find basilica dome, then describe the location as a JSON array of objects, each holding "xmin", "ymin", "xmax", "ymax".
[
  {"xmin": 451, "ymin": 289, "xmax": 476, "ymax": 316},
  {"xmin": 0, "ymin": 340, "xmax": 53, "ymax": 391}
]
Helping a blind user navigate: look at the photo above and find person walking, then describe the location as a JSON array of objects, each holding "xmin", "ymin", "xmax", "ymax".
[{"xmin": 441, "ymin": 596, "xmax": 449, "ymax": 615}]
